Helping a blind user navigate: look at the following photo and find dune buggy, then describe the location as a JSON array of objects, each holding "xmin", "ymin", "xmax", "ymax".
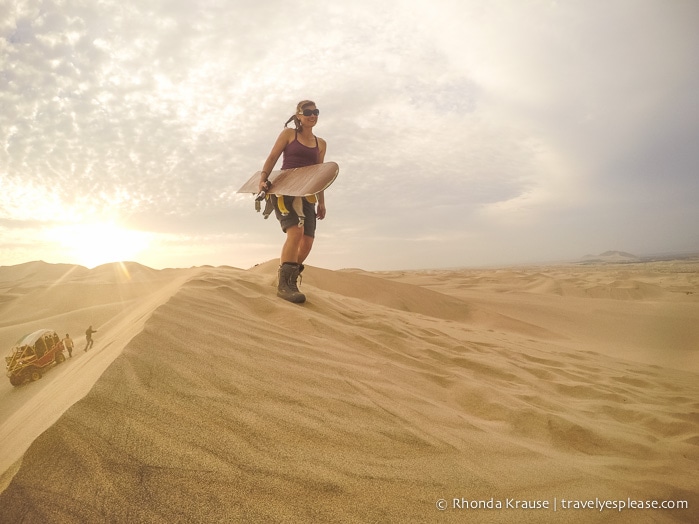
[{"xmin": 5, "ymin": 329, "xmax": 66, "ymax": 386}]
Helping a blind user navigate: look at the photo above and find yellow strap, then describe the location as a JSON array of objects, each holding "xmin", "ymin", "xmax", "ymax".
[
  {"xmin": 277, "ymin": 195, "xmax": 289, "ymax": 214},
  {"xmin": 276, "ymin": 195, "xmax": 316, "ymax": 211}
]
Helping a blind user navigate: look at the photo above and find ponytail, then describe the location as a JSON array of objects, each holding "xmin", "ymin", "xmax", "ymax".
[{"xmin": 284, "ymin": 114, "xmax": 301, "ymax": 130}]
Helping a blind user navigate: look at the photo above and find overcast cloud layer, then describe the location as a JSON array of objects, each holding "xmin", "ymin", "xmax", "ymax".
[{"xmin": 2, "ymin": 0, "xmax": 698, "ymax": 270}]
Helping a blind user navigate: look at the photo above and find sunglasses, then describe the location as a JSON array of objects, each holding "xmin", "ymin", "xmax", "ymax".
[{"xmin": 299, "ymin": 108, "xmax": 320, "ymax": 117}]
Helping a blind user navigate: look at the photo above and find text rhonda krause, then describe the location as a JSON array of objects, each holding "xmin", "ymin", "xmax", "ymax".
[{"xmin": 452, "ymin": 498, "xmax": 689, "ymax": 511}]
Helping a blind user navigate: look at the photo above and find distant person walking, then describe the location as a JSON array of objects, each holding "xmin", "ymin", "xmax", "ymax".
[
  {"xmin": 84, "ymin": 326, "xmax": 97, "ymax": 351},
  {"xmin": 63, "ymin": 334, "xmax": 74, "ymax": 358}
]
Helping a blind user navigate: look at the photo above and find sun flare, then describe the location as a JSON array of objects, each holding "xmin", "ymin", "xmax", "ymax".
[{"xmin": 52, "ymin": 222, "xmax": 152, "ymax": 268}]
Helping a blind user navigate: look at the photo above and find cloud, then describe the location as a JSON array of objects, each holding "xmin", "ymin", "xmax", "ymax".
[{"xmin": 1, "ymin": 0, "xmax": 698, "ymax": 269}]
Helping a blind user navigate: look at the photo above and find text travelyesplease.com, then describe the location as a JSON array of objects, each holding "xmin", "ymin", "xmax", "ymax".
[{"xmin": 435, "ymin": 497, "xmax": 689, "ymax": 512}]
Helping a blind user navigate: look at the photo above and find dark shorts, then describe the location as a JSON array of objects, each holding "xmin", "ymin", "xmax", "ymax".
[{"xmin": 273, "ymin": 196, "xmax": 317, "ymax": 237}]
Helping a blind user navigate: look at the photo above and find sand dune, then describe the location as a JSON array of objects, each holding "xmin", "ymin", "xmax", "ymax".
[
  {"xmin": 0, "ymin": 261, "xmax": 202, "ymax": 487},
  {"xmin": 0, "ymin": 260, "xmax": 697, "ymax": 522}
]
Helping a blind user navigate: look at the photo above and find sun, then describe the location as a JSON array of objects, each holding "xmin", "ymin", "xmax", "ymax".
[{"xmin": 51, "ymin": 221, "xmax": 153, "ymax": 268}]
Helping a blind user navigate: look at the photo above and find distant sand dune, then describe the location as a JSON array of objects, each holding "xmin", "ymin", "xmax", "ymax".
[{"xmin": 0, "ymin": 261, "xmax": 697, "ymax": 522}]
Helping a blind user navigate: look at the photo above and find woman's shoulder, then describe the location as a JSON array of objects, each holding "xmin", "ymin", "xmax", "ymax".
[
  {"xmin": 274, "ymin": 127, "xmax": 296, "ymax": 145},
  {"xmin": 280, "ymin": 127, "xmax": 296, "ymax": 140}
]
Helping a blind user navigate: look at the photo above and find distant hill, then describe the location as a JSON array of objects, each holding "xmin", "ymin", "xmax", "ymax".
[
  {"xmin": 0, "ymin": 261, "xmax": 89, "ymax": 284},
  {"xmin": 579, "ymin": 251, "xmax": 640, "ymax": 264}
]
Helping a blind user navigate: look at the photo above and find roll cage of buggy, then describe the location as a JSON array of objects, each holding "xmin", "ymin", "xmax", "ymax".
[{"xmin": 5, "ymin": 329, "xmax": 66, "ymax": 386}]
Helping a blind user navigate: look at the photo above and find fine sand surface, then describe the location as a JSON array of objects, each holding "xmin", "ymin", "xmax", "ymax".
[{"xmin": 0, "ymin": 259, "xmax": 697, "ymax": 523}]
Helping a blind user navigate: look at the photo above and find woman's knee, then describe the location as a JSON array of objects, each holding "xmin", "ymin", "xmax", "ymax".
[{"xmin": 285, "ymin": 225, "xmax": 304, "ymax": 242}]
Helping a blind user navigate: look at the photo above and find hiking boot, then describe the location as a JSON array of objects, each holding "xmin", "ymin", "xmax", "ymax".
[{"xmin": 277, "ymin": 262, "xmax": 306, "ymax": 303}]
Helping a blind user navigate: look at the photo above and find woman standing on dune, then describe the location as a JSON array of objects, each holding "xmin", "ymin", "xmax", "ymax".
[{"xmin": 258, "ymin": 100, "xmax": 327, "ymax": 304}]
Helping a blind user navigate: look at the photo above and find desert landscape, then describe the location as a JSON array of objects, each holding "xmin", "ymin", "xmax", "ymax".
[{"xmin": 0, "ymin": 258, "xmax": 697, "ymax": 523}]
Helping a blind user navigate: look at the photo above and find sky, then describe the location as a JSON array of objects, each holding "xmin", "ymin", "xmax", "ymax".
[{"xmin": 1, "ymin": 0, "xmax": 698, "ymax": 271}]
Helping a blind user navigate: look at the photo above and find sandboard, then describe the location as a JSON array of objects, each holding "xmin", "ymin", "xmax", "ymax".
[{"xmin": 237, "ymin": 162, "xmax": 339, "ymax": 197}]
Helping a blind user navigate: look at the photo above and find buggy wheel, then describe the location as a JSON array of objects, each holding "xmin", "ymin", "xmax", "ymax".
[
  {"xmin": 9, "ymin": 374, "xmax": 23, "ymax": 387},
  {"xmin": 29, "ymin": 368, "xmax": 42, "ymax": 382},
  {"xmin": 55, "ymin": 352, "xmax": 66, "ymax": 364}
]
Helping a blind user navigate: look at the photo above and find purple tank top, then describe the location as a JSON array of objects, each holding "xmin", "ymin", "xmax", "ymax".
[{"xmin": 281, "ymin": 131, "xmax": 319, "ymax": 169}]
